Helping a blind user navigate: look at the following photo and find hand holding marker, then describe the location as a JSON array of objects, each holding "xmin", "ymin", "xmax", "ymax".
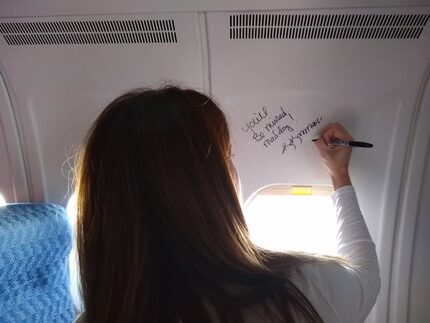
[{"xmin": 312, "ymin": 123, "xmax": 372, "ymax": 190}]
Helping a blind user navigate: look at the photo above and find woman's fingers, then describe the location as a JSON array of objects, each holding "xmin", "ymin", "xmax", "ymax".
[
  {"xmin": 314, "ymin": 136, "xmax": 330, "ymax": 153},
  {"xmin": 321, "ymin": 123, "xmax": 353, "ymax": 143}
]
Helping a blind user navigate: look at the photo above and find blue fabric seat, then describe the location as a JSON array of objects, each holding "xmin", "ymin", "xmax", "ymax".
[{"xmin": 0, "ymin": 204, "xmax": 75, "ymax": 322}]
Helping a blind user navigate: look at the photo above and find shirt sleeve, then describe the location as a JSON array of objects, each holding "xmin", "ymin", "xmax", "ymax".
[{"xmin": 291, "ymin": 185, "xmax": 381, "ymax": 323}]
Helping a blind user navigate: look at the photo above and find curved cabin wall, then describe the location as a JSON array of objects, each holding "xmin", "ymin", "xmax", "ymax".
[
  {"xmin": 408, "ymin": 144, "xmax": 430, "ymax": 322},
  {"xmin": 0, "ymin": 3, "xmax": 429, "ymax": 322},
  {"xmin": 0, "ymin": 69, "xmax": 29, "ymax": 202}
]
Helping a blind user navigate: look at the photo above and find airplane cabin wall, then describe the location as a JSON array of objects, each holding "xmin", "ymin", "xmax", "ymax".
[
  {"xmin": 0, "ymin": 70, "xmax": 29, "ymax": 202},
  {"xmin": 0, "ymin": 2, "xmax": 429, "ymax": 323},
  {"xmin": 408, "ymin": 138, "xmax": 430, "ymax": 322}
]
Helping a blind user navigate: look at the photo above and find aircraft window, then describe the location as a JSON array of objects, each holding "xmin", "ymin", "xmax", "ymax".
[
  {"xmin": 244, "ymin": 185, "xmax": 338, "ymax": 256},
  {"xmin": 0, "ymin": 193, "xmax": 6, "ymax": 206}
]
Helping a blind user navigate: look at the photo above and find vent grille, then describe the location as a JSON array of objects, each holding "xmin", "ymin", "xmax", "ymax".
[
  {"xmin": 230, "ymin": 14, "xmax": 430, "ymax": 39},
  {"xmin": 0, "ymin": 19, "xmax": 177, "ymax": 45}
]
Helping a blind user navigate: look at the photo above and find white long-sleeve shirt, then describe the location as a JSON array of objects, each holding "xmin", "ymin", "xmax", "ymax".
[{"xmin": 286, "ymin": 185, "xmax": 381, "ymax": 322}]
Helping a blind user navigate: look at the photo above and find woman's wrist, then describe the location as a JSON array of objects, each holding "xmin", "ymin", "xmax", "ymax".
[{"xmin": 331, "ymin": 174, "xmax": 352, "ymax": 191}]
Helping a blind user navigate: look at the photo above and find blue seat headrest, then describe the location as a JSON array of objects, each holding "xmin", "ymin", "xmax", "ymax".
[{"xmin": 0, "ymin": 203, "xmax": 75, "ymax": 322}]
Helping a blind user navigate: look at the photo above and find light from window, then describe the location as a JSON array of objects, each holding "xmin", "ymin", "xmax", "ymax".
[
  {"xmin": 66, "ymin": 192, "xmax": 77, "ymax": 225},
  {"xmin": 0, "ymin": 193, "xmax": 6, "ymax": 206},
  {"xmin": 66, "ymin": 192, "xmax": 83, "ymax": 311},
  {"xmin": 244, "ymin": 185, "xmax": 338, "ymax": 256}
]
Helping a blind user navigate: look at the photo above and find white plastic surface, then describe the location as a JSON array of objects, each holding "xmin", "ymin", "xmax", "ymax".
[
  {"xmin": 0, "ymin": 0, "xmax": 429, "ymax": 17},
  {"xmin": 0, "ymin": 13, "xmax": 205, "ymax": 203},
  {"xmin": 408, "ymin": 144, "xmax": 430, "ymax": 322},
  {"xmin": 389, "ymin": 60, "xmax": 430, "ymax": 323},
  {"xmin": 0, "ymin": 84, "xmax": 14, "ymax": 201},
  {"xmin": 0, "ymin": 67, "xmax": 29, "ymax": 202}
]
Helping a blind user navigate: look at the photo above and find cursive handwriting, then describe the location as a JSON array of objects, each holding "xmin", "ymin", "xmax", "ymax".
[
  {"xmin": 242, "ymin": 106, "xmax": 268, "ymax": 133},
  {"xmin": 241, "ymin": 105, "xmax": 323, "ymax": 157},
  {"xmin": 263, "ymin": 124, "xmax": 295, "ymax": 148},
  {"xmin": 264, "ymin": 107, "xmax": 294, "ymax": 132},
  {"xmin": 251, "ymin": 128, "xmax": 265, "ymax": 142},
  {"xmin": 282, "ymin": 116, "xmax": 323, "ymax": 154}
]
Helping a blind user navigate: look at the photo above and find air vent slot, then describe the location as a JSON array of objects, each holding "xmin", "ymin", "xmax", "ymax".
[
  {"xmin": 0, "ymin": 19, "xmax": 177, "ymax": 45},
  {"xmin": 230, "ymin": 14, "xmax": 429, "ymax": 39}
]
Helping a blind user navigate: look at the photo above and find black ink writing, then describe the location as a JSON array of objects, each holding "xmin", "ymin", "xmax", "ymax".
[
  {"xmin": 251, "ymin": 128, "xmax": 265, "ymax": 142},
  {"xmin": 264, "ymin": 107, "xmax": 293, "ymax": 132},
  {"xmin": 241, "ymin": 104, "xmax": 322, "ymax": 157},
  {"xmin": 242, "ymin": 106, "xmax": 268, "ymax": 133},
  {"xmin": 282, "ymin": 135, "xmax": 300, "ymax": 153},
  {"xmin": 282, "ymin": 116, "xmax": 323, "ymax": 154},
  {"xmin": 295, "ymin": 118, "xmax": 322, "ymax": 139},
  {"xmin": 263, "ymin": 130, "xmax": 278, "ymax": 148},
  {"xmin": 263, "ymin": 124, "xmax": 295, "ymax": 148}
]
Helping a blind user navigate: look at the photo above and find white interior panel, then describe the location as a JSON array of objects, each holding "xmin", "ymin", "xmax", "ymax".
[
  {"xmin": 1, "ymin": 0, "xmax": 429, "ymax": 17},
  {"xmin": 207, "ymin": 7, "xmax": 430, "ymax": 323},
  {"xmin": 389, "ymin": 58, "xmax": 430, "ymax": 322},
  {"xmin": 0, "ymin": 74, "xmax": 14, "ymax": 202},
  {"xmin": 0, "ymin": 13, "xmax": 204, "ymax": 203},
  {"xmin": 0, "ymin": 68, "xmax": 29, "ymax": 202},
  {"xmin": 0, "ymin": 112, "xmax": 14, "ymax": 202},
  {"xmin": 408, "ymin": 144, "xmax": 430, "ymax": 322}
]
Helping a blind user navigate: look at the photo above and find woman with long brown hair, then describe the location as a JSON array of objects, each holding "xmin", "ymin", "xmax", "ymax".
[{"xmin": 74, "ymin": 86, "xmax": 380, "ymax": 322}]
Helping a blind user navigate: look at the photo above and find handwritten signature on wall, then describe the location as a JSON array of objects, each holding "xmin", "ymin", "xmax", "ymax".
[{"xmin": 242, "ymin": 106, "xmax": 322, "ymax": 155}]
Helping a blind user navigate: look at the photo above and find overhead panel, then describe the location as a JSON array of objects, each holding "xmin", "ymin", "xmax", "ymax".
[
  {"xmin": 0, "ymin": 0, "xmax": 429, "ymax": 17},
  {"xmin": 0, "ymin": 13, "xmax": 204, "ymax": 204}
]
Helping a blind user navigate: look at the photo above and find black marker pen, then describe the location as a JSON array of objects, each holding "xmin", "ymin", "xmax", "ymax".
[
  {"xmin": 329, "ymin": 139, "xmax": 373, "ymax": 148},
  {"xmin": 312, "ymin": 138, "xmax": 373, "ymax": 148}
]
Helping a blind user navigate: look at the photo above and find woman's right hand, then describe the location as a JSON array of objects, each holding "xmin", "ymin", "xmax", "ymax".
[{"xmin": 313, "ymin": 123, "xmax": 353, "ymax": 190}]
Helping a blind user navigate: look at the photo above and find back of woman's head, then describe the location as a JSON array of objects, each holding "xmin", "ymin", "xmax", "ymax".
[{"xmin": 76, "ymin": 86, "xmax": 322, "ymax": 323}]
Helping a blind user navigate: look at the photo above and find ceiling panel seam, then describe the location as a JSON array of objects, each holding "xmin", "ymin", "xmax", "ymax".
[
  {"xmin": 197, "ymin": 12, "xmax": 211, "ymax": 94},
  {"xmin": 0, "ymin": 64, "xmax": 31, "ymax": 201}
]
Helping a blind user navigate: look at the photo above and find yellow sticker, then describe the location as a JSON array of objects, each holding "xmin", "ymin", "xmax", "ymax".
[{"xmin": 291, "ymin": 186, "xmax": 313, "ymax": 195}]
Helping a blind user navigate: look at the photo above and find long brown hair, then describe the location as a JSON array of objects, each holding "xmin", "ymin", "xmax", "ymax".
[{"xmin": 76, "ymin": 86, "xmax": 323, "ymax": 322}]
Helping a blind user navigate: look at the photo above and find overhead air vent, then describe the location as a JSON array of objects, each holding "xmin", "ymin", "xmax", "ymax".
[
  {"xmin": 230, "ymin": 14, "xmax": 429, "ymax": 39},
  {"xmin": 0, "ymin": 19, "xmax": 177, "ymax": 45}
]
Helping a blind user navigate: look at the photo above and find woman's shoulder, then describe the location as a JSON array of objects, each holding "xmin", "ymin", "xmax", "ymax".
[{"xmin": 261, "ymin": 249, "xmax": 346, "ymax": 273}]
